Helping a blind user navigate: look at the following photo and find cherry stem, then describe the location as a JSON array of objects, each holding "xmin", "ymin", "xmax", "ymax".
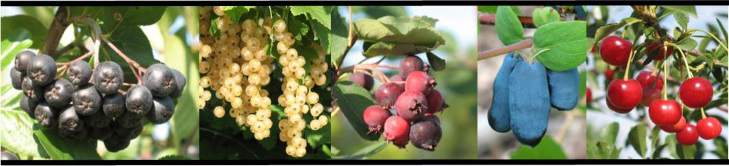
[
  {"xmin": 700, "ymin": 108, "xmax": 707, "ymax": 119},
  {"xmin": 104, "ymin": 40, "xmax": 145, "ymax": 84},
  {"xmin": 623, "ymin": 49, "xmax": 636, "ymax": 80},
  {"xmin": 668, "ymin": 43, "xmax": 694, "ymax": 78},
  {"xmin": 663, "ymin": 60, "xmax": 668, "ymax": 100},
  {"xmin": 478, "ymin": 39, "xmax": 533, "ymax": 60}
]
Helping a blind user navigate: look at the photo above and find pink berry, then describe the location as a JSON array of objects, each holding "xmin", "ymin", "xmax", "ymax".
[
  {"xmin": 384, "ymin": 116, "xmax": 410, "ymax": 148},
  {"xmin": 374, "ymin": 82, "xmax": 404, "ymax": 108},
  {"xmin": 405, "ymin": 71, "xmax": 435, "ymax": 94},
  {"xmin": 394, "ymin": 91, "xmax": 428, "ymax": 121},
  {"xmin": 363, "ymin": 105, "xmax": 391, "ymax": 134}
]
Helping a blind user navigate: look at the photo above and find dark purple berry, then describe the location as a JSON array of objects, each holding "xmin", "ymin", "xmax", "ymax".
[
  {"xmin": 125, "ymin": 85, "xmax": 153, "ymax": 116},
  {"xmin": 21, "ymin": 77, "xmax": 42, "ymax": 102},
  {"xmin": 14, "ymin": 50, "xmax": 35, "ymax": 73},
  {"xmin": 34, "ymin": 103, "xmax": 56, "ymax": 128},
  {"xmin": 374, "ymin": 82, "xmax": 404, "ymax": 108},
  {"xmin": 409, "ymin": 116, "xmax": 442, "ymax": 151},
  {"xmin": 88, "ymin": 126, "xmax": 112, "ymax": 140},
  {"xmin": 44, "ymin": 79, "xmax": 74, "ymax": 109},
  {"xmin": 143, "ymin": 64, "xmax": 177, "ymax": 97},
  {"xmin": 27, "ymin": 54, "xmax": 56, "ymax": 87},
  {"xmin": 103, "ymin": 136, "xmax": 131, "ymax": 152},
  {"xmin": 59, "ymin": 107, "xmax": 84, "ymax": 132},
  {"xmin": 93, "ymin": 61, "xmax": 124, "ymax": 95},
  {"xmin": 400, "ymin": 55, "xmax": 424, "ymax": 77},
  {"xmin": 148, "ymin": 97, "xmax": 175, "ymax": 124},
  {"xmin": 20, "ymin": 95, "xmax": 37, "ymax": 118},
  {"xmin": 67, "ymin": 61, "xmax": 92, "ymax": 87},
  {"xmin": 102, "ymin": 94, "xmax": 125, "ymax": 119},
  {"xmin": 10, "ymin": 68, "xmax": 23, "ymax": 89},
  {"xmin": 83, "ymin": 111, "xmax": 112, "ymax": 128},
  {"xmin": 170, "ymin": 69, "xmax": 187, "ymax": 98},
  {"xmin": 72, "ymin": 86, "xmax": 102, "ymax": 116},
  {"xmin": 350, "ymin": 72, "xmax": 374, "ymax": 91}
]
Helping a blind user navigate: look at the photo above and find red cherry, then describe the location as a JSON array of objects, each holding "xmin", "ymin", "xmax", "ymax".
[
  {"xmin": 600, "ymin": 36, "xmax": 633, "ymax": 66},
  {"xmin": 697, "ymin": 117, "xmax": 722, "ymax": 140},
  {"xmin": 659, "ymin": 116, "xmax": 687, "ymax": 133},
  {"xmin": 648, "ymin": 99, "xmax": 682, "ymax": 126},
  {"xmin": 676, "ymin": 124, "xmax": 699, "ymax": 145},
  {"xmin": 607, "ymin": 79, "xmax": 642, "ymax": 110},
  {"xmin": 679, "ymin": 77, "xmax": 713, "ymax": 108},
  {"xmin": 636, "ymin": 71, "xmax": 664, "ymax": 106},
  {"xmin": 586, "ymin": 88, "xmax": 592, "ymax": 104},
  {"xmin": 607, "ymin": 98, "xmax": 632, "ymax": 113},
  {"xmin": 604, "ymin": 68, "xmax": 615, "ymax": 81},
  {"xmin": 645, "ymin": 41, "xmax": 673, "ymax": 60}
]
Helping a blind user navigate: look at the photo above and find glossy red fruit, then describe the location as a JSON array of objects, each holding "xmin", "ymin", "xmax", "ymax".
[
  {"xmin": 679, "ymin": 77, "xmax": 713, "ymax": 108},
  {"xmin": 394, "ymin": 91, "xmax": 428, "ymax": 121},
  {"xmin": 659, "ymin": 116, "xmax": 687, "ymax": 133},
  {"xmin": 607, "ymin": 79, "xmax": 642, "ymax": 110},
  {"xmin": 605, "ymin": 68, "xmax": 615, "ymax": 81},
  {"xmin": 363, "ymin": 105, "xmax": 391, "ymax": 134},
  {"xmin": 607, "ymin": 98, "xmax": 632, "ymax": 113},
  {"xmin": 374, "ymin": 82, "xmax": 404, "ymax": 108},
  {"xmin": 404, "ymin": 71, "xmax": 435, "ymax": 94},
  {"xmin": 648, "ymin": 99, "xmax": 682, "ymax": 126},
  {"xmin": 425, "ymin": 90, "xmax": 445, "ymax": 115},
  {"xmin": 383, "ymin": 116, "xmax": 410, "ymax": 148},
  {"xmin": 697, "ymin": 117, "xmax": 722, "ymax": 140},
  {"xmin": 600, "ymin": 36, "xmax": 633, "ymax": 66},
  {"xmin": 586, "ymin": 88, "xmax": 592, "ymax": 104},
  {"xmin": 645, "ymin": 41, "xmax": 673, "ymax": 61},
  {"xmin": 676, "ymin": 124, "xmax": 699, "ymax": 145}
]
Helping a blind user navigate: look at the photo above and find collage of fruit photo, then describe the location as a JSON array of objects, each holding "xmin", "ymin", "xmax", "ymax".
[{"xmin": 0, "ymin": 5, "xmax": 726, "ymax": 161}]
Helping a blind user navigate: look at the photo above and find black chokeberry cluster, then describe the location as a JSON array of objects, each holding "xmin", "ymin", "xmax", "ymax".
[
  {"xmin": 357, "ymin": 55, "xmax": 446, "ymax": 151},
  {"xmin": 10, "ymin": 50, "xmax": 187, "ymax": 152}
]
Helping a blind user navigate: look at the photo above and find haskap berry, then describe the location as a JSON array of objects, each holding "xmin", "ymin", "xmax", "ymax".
[
  {"xmin": 697, "ymin": 117, "xmax": 722, "ymax": 140},
  {"xmin": 8, "ymin": 50, "xmax": 184, "ymax": 151},
  {"xmin": 383, "ymin": 116, "xmax": 410, "ymax": 148},
  {"xmin": 679, "ymin": 77, "xmax": 713, "ymax": 108},
  {"xmin": 363, "ymin": 105, "xmax": 391, "ymax": 134},
  {"xmin": 600, "ymin": 36, "xmax": 633, "ymax": 66},
  {"xmin": 676, "ymin": 124, "xmax": 699, "ymax": 145},
  {"xmin": 374, "ymin": 82, "xmax": 404, "ymax": 108}
]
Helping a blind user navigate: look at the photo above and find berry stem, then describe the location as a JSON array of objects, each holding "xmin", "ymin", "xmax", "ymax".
[
  {"xmin": 623, "ymin": 49, "xmax": 636, "ymax": 80},
  {"xmin": 698, "ymin": 29, "xmax": 729, "ymax": 52},
  {"xmin": 478, "ymin": 38, "xmax": 533, "ymax": 60},
  {"xmin": 663, "ymin": 59, "xmax": 668, "ymax": 100},
  {"xmin": 669, "ymin": 42, "xmax": 694, "ymax": 78},
  {"xmin": 104, "ymin": 40, "xmax": 145, "ymax": 83},
  {"xmin": 478, "ymin": 14, "xmax": 538, "ymax": 28},
  {"xmin": 700, "ymin": 108, "xmax": 707, "ymax": 119}
]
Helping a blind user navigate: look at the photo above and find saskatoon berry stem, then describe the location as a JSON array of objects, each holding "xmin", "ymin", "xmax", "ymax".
[{"xmin": 478, "ymin": 39, "xmax": 533, "ymax": 60}]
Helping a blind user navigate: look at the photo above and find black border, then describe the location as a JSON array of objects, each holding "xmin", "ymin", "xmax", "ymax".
[{"xmin": 2, "ymin": 1, "xmax": 729, "ymax": 164}]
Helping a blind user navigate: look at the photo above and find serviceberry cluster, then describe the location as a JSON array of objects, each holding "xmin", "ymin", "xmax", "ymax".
[
  {"xmin": 358, "ymin": 55, "xmax": 446, "ymax": 151},
  {"xmin": 198, "ymin": 6, "xmax": 329, "ymax": 158},
  {"xmin": 11, "ymin": 50, "xmax": 186, "ymax": 152}
]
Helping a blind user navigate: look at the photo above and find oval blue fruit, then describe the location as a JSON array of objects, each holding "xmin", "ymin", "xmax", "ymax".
[
  {"xmin": 546, "ymin": 68, "xmax": 579, "ymax": 110},
  {"xmin": 488, "ymin": 54, "xmax": 518, "ymax": 132},
  {"xmin": 508, "ymin": 59, "xmax": 550, "ymax": 147}
]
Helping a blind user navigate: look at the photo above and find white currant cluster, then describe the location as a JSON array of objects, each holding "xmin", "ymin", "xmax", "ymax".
[{"xmin": 198, "ymin": 6, "xmax": 330, "ymax": 158}]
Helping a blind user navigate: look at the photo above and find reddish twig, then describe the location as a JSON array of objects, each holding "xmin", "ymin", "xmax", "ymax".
[
  {"xmin": 104, "ymin": 40, "xmax": 145, "ymax": 83},
  {"xmin": 478, "ymin": 39, "xmax": 533, "ymax": 60},
  {"xmin": 479, "ymin": 14, "xmax": 537, "ymax": 28}
]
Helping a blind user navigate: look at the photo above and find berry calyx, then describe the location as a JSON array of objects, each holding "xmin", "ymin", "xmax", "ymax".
[
  {"xmin": 67, "ymin": 61, "xmax": 92, "ymax": 87},
  {"xmin": 72, "ymin": 86, "xmax": 102, "ymax": 116},
  {"xmin": 679, "ymin": 77, "xmax": 713, "ymax": 108},
  {"xmin": 27, "ymin": 54, "xmax": 57, "ymax": 87},
  {"xmin": 607, "ymin": 79, "xmax": 642, "ymax": 110},
  {"xmin": 394, "ymin": 91, "xmax": 428, "ymax": 121},
  {"xmin": 648, "ymin": 99, "xmax": 682, "ymax": 126},
  {"xmin": 383, "ymin": 116, "xmax": 410, "ymax": 148},
  {"xmin": 374, "ymin": 82, "xmax": 404, "ymax": 108},
  {"xmin": 599, "ymin": 36, "xmax": 633, "ymax": 66},
  {"xmin": 676, "ymin": 124, "xmax": 699, "ymax": 145},
  {"xmin": 697, "ymin": 117, "xmax": 722, "ymax": 140},
  {"xmin": 362, "ymin": 105, "xmax": 391, "ymax": 134}
]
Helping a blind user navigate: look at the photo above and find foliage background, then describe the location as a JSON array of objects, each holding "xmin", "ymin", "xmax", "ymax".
[{"xmin": 330, "ymin": 6, "xmax": 478, "ymax": 159}]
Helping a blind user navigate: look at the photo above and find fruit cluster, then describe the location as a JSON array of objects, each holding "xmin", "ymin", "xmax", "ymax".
[
  {"xmin": 599, "ymin": 36, "xmax": 722, "ymax": 145},
  {"xmin": 488, "ymin": 54, "xmax": 579, "ymax": 146},
  {"xmin": 357, "ymin": 55, "xmax": 446, "ymax": 151},
  {"xmin": 198, "ymin": 7, "xmax": 329, "ymax": 158},
  {"xmin": 10, "ymin": 50, "xmax": 186, "ymax": 152}
]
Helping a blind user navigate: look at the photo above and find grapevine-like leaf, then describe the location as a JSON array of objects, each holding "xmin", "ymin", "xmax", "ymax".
[{"xmin": 290, "ymin": 6, "xmax": 331, "ymax": 30}]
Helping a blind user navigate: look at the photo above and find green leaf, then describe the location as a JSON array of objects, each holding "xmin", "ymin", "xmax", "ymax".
[
  {"xmin": 532, "ymin": 7, "xmax": 560, "ymax": 27},
  {"xmin": 673, "ymin": 12, "xmax": 689, "ymax": 30},
  {"xmin": 158, "ymin": 155, "xmax": 191, "ymax": 160},
  {"xmin": 495, "ymin": 6, "xmax": 524, "ymax": 46},
  {"xmin": 478, "ymin": 6, "xmax": 497, "ymax": 14},
  {"xmin": 533, "ymin": 21, "xmax": 588, "ymax": 71},
  {"xmin": 675, "ymin": 142, "xmax": 696, "ymax": 159},
  {"xmin": 355, "ymin": 6, "xmax": 407, "ymax": 18},
  {"xmin": 0, "ymin": 110, "xmax": 43, "ymax": 159},
  {"xmin": 593, "ymin": 17, "xmax": 641, "ymax": 46},
  {"xmin": 511, "ymin": 136, "xmax": 567, "ymax": 159},
  {"xmin": 361, "ymin": 41, "xmax": 438, "ymax": 57},
  {"xmin": 663, "ymin": 6, "xmax": 697, "ymax": 16},
  {"xmin": 329, "ymin": 8, "xmax": 348, "ymax": 69},
  {"xmin": 69, "ymin": 7, "xmax": 165, "ymax": 33},
  {"xmin": 627, "ymin": 123, "xmax": 647, "ymax": 157},
  {"xmin": 333, "ymin": 141, "xmax": 387, "ymax": 159},
  {"xmin": 122, "ymin": 7, "xmax": 167, "ymax": 25},
  {"xmin": 33, "ymin": 128, "xmax": 100, "ymax": 160},
  {"xmin": 221, "ymin": 6, "xmax": 254, "ymax": 23},
  {"xmin": 714, "ymin": 137, "xmax": 728, "ymax": 159},
  {"xmin": 333, "ymin": 80, "xmax": 379, "ymax": 140},
  {"xmin": 290, "ymin": 6, "xmax": 331, "ymax": 30},
  {"xmin": 603, "ymin": 122, "xmax": 620, "ymax": 145},
  {"xmin": 1, "ymin": 15, "xmax": 48, "ymax": 49},
  {"xmin": 651, "ymin": 126, "xmax": 661, "ymax": 152},
  {"xmin": 100, "ymin": 25, "xmax": 158, "ymax": 82},
  {"xmin": 162, "ymin": 35, "xmax": 200, "ymax": 148},
  {"xmin": 675, "ymin": 36, "xmax": 697, "ymax": 50},
  {"xmin": 353, "ymin": 16, "xmax": 444, "ymax": 56},
  {"xmin": 425, "ymin": 51, "xmax": 445, "ymax": 71},
  {"xmin": 1, "ymin": 39, "xmax": 33, "ymax": 71}
]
